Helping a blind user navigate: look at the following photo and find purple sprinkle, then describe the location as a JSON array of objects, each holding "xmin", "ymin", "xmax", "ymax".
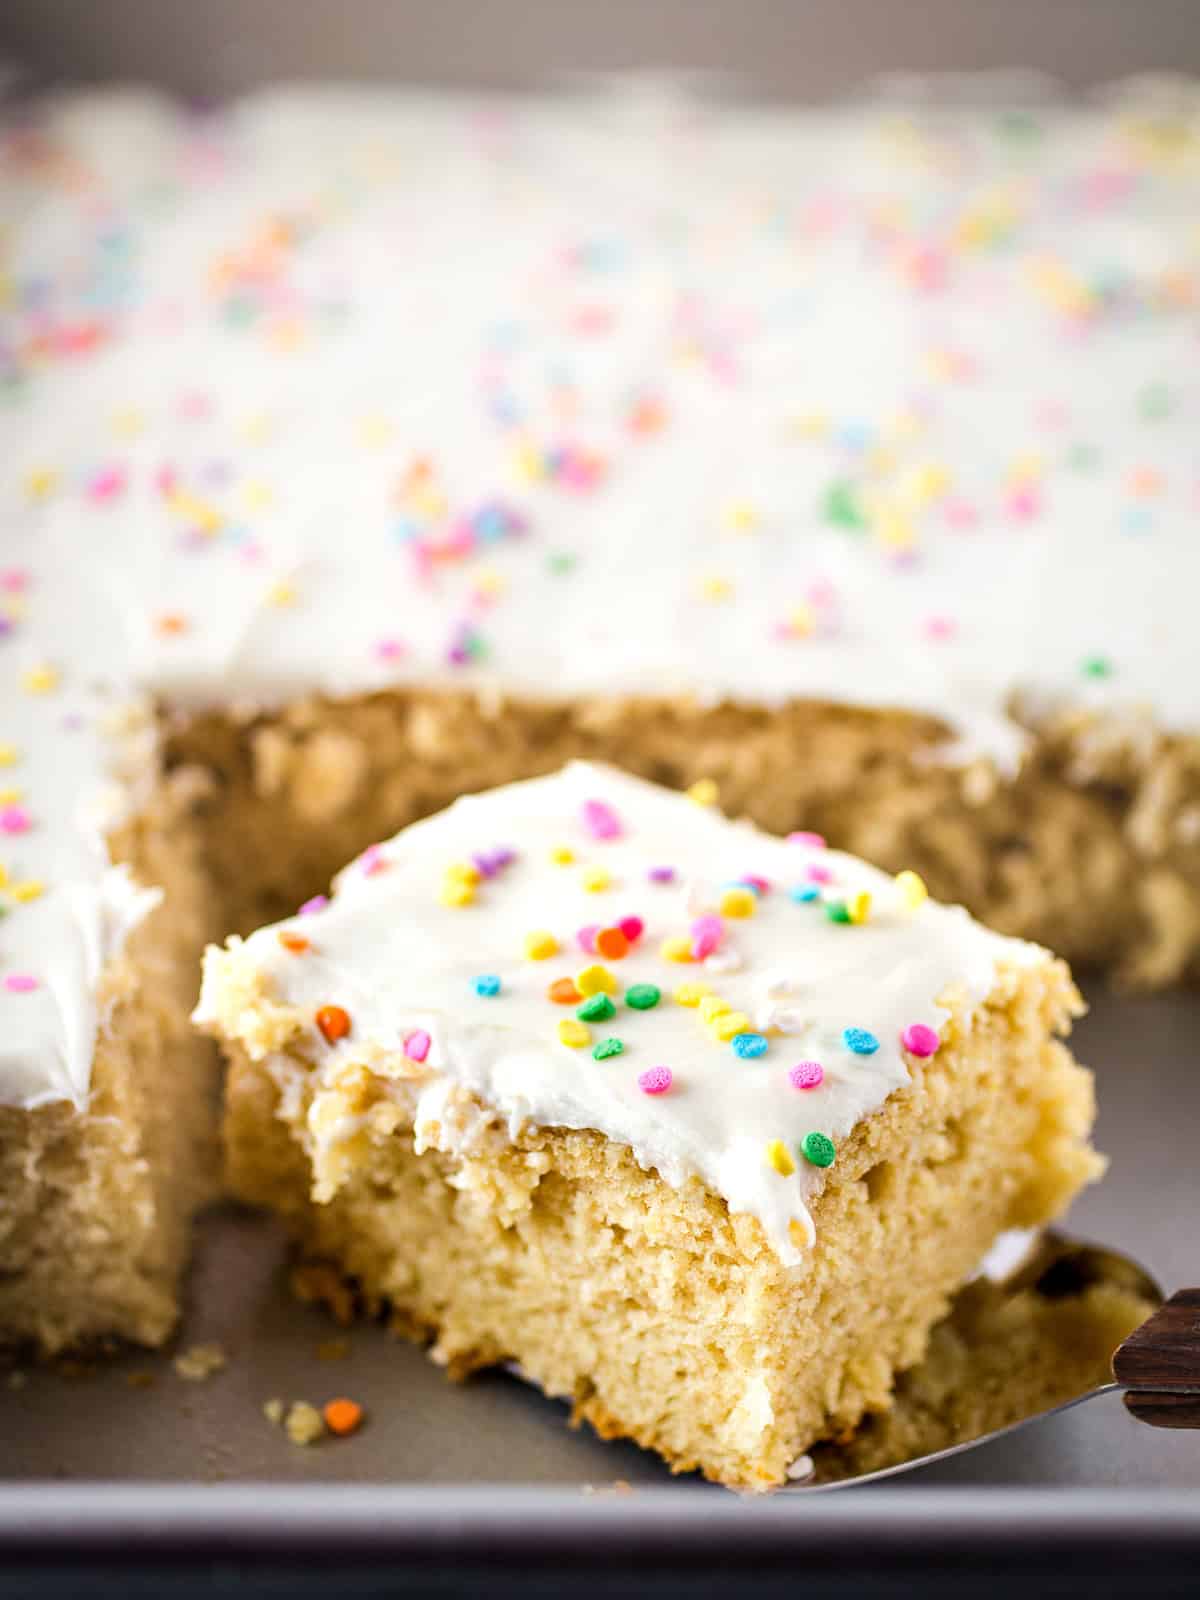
[
  {"xmin": 647, "ymin": 866, "xmax": 676, "ymax": 884},
  {"xmin": 789, "ymin": 1061, "xmax": 824, "ymax": 1091},
  {"xmin": 298, "ymin": 894, "xmax": 328, "ymax": 916}
]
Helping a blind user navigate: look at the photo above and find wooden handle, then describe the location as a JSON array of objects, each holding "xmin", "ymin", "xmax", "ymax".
[{"xmin": 1112, "ymin": 1288, "xmax": 1200, "ymax": 1428}]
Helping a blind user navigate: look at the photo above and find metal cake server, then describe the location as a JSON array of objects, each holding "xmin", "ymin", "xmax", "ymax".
[{"xmin": 784, "ymin": 1231, "xmax": 1200, "ymax": 1490}]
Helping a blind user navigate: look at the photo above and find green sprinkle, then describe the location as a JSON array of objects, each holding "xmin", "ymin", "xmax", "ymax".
[
  {"xmin": 547, "ymin": 551, "xmax": 576, "ymax": 575},
  {"xmin": 1081, "ymin": 655, "xmax": 1113, "ymax": 679},
  {"xmin": 1138, "ymin": 382, "xmax": 1172, "ymax": 422},
  {"xmin": 577, "ymin": 993, "xmax": 616, "ymax": 1023},
  {"xmin": 625, "ymin": 983, "xmax": 661, "ymax": 1011},
  {"xmin": 1066, "ymin": 442, "xmax": 1100, "ymax": 473},
  {"xmin": 592, "ymin": 1037, "xmax": 624, "ymax": 1061},
  {"xmin": 824, "ymin": 900, "xmax": 851, "ymax": 924},
  {"xmin": 822, "ymin": 480, "xmax": 865, "ymax": 531},
  {"xmin": 801, "ymin": 1131, "xmax": 836, "ymax": 1169}
]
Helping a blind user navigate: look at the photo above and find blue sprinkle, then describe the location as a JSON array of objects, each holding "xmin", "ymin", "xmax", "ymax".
[
  {"xmin": 790, "ymin": 884, "xmax": 820, "ymax": 903},
  {"xmin": 843, "ymin": 1026, "xmax": 879, "ymax": 1056},
  {"xmin": 473, "ymin": 975, "xmax": 501, "ymax": 998},
  {"xmin": 731, "ymin": 1032, "xmax": 769, "ymax": 1059}
]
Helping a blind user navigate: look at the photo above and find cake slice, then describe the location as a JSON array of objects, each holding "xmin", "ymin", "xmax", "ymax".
[{"xmin": 196, "ymin": 762, "xmax": 1103, "ymax": 1489}]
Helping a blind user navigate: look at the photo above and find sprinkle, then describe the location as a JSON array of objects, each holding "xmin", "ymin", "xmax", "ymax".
[
  {"xmin": 790, "ymin": 884, "xmax": 820, "ymax": 904},
  {"xmin": 1082, "ymin": 655, "xmax": 1112, "ymax": 679},
  {"xmin": 278, "ymin": 931, "xmax": 311, "ymax": 955},
  {"xmin": 801, "ymin": 1131, "xmax": 837, "ymax": 1169},
  {"xmin": 698, "ymin": 995, "xmax": 731, "ymax": 1023},
  {"xmin": 439, "ymin": 877, "xmax": 475, "ymax": 908},
  {"xmin": 720, "ymin": 887, "xmax": 756, "ymax": 919},
  {"xmin": 446, "ymin": 861, "xmax": 483, "ymax": 886},
  {"xmin": 404, "ymin": 1029, "xmax": 431, "ymax": 1064},
  {"xmin": 577, "ymin": 993, "xmax": 616, "ymax": 1023},
  {"xmin": 847, "ymin": 891, "xmax": 872, "ymax": 925},
  {"xmin": 806, "ymin": 863, "xmax": 833, "ymax": 885},
  {"xmin": 638, "ymin": 1066, "xmax": 673, "ymax": 1095},
  {"xmin": 577, "ymin": 924, "xmax": 599, "ymax": 953},
  {"xmin": 594, "ymin": 926, "xmax": 629, "ymax": 960},
  {"xmin": 647, "ymin": 866, "xmax": 676, "ymax": 884},
  {"xmin": 660, "ymin": 935, "xmax": 695, "ymax": 963},
  {"xmin": 577, "ymin": 964, "xmax": 617, "ymax": 997},
  {"xmin": 625, "ymin": 984, "xmax": 661, "ymax": 1011},
  {"xmin": 524, "ymin": 931, "xmax": 558, "ymax": 961},
  {"xmin": 731, "ymin": 1032, "xmax": 769, "ymax": 1059},
  {"xmin": 4, "ymin": 974, "xmax": 37, "ymax": 993},
  {"xmin": 548, "ymin": 977, "xmax": 581, "ymax": 1004},
  {"xmin": 901, "ymin": 1023, "xmax": 940, "ymax": 1057},
  {"xmin": 592, "ymin": 1037, "xmax": 624, "ymax": 1061},
  {"xmin": 582, "ymin": 866, "xmax": 612, "ymax": 893},
  {"xmin": 0, "ymin": 807, "xmax": 30, "ymax": 835},
  {"xmin": 690, "ymin": 913, "xmax": 725, "ymax": 959},
  {"xmin": 673, "ymin": 982, "xmax": 710, "ymax": 1007},
  {"xmin": 316, "ymin": 1005, "xmax": 351, "ymax": 1044},
  {"xmin": 895, "ymin": 870, "xmax": 928, "ymax": 910},
  {"xmin": 473, "ymin": 975, "xmax": 501, "ymax": 997},
  {"xmin": 550, "ymin": 846, "xmax": 575, "ymax": 864},
  {"xmin": 739, "ymin": 875, "xmax": 771, "ymax": 898},
  {"xmin": 789, "ymin": 1061, "xmax": 825, "ymax": 1090},
  {"xmin": 558, "ymin": 1019, "xmax": 590, "ymax": 1048},
  {"xmin": 322, "ymin": 1399, "xmax": 364, "ymax": 1437},
  {"xmin": 582, "ymin": 799, "xmax": 622, "ymax": 840},
  {"xmin": 687, "ymin": 778, "xmax": 718, "ymax": 806},
  {"xmin": 712, "ymin": 1011, "xmax": 751, "ymax": 1041},
  {"xmin": 0, "ymin": 746, "xmax": 17, "ymax": 767},
  {"xmin": 299, "ymin": 895, "xmax": 328, "ymax": 916},
  {"xmin": 766, "ymin": 1139, "xmax": 797, "ymax": 1177},
  {"xmin": 842, "ymin": 1027, "xmax": 879, "ymax": 1056},
  {"xmin": 20, "ymin": 664, "xmax": 58, "ymax": 696},
  {"xmin": 618, "ymin": 915, "xmax": 644, "ymax": 944},
  {"xmin": 825, "ymin": 900, "xmax": 851, "ymax": 924},
  {"xmin": 788, "ymin": 831, "xmax": 826, "ymax": 849}
]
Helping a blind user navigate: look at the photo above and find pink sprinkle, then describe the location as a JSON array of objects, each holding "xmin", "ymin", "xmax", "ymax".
[
  {"xmin": 1006, "ymin": 485, "xmax": 1041, "ymax": 522},
  {"xmin": 374, "ymin": 637, "xmax": 406, "ymax": 661},
  {"xmin": 690, "ymin": 914, "xmax": 724, "ymax": 961},
  {"xmin": 943, "ymin": 497, "xmax": 978, "ymax": 531},
  {"xmin": 901, "ymin": 1023, "xmax": 940, "ymax": 1058},
  {"xmin": 807, "ymin": 578, "xmax": 837, "ymax": 609},
  {"xmin": 647, "ymin": 866, "xmax": 676, "ymax": 884},
  {"xmin": 638, "ymin": 1066, "xmax": 673, "ymax": 1096},
  {"xmin": 618, "ymin": 915, "xmax": 644, "ymax": 944},
  {"xmin": 360, "ymin": 844, "xmax": 387, "ymax": 877},
  {"xmin": 740, "ymin": 874, "xmax": 770, "ymax": 897},
  {"xmin": 789, "ymin": 1061, "xmax": 825, "ymax": 1091},
  {"xmin": 404, "ymin": 1029, "xmax": 431, "ymax": 1063},
  {"xmin": 788, "ymin": 831, "xmax": 826, "ymax": 849},
  {"xmin": 923, "ymin": 615, "xmax": 957, "ymax": 641},
  {"xmin": 0, "ymin": 570, "xmax": 28, "ymax": 593},
  {"xmin": 577, "ymin": 924, "xmax": 599, "ymax": 954},
  {"xmin": 0, "ymin": 806, "xmax": 31, "ymax": 835},
  {"xmin": 4, "ymin": 974, "xmax": 38, "ymax": 993},
  {"xmin": 581, "ymin": 799, "xmax": 622, "ymax": 840},
  {"xmin": 298, "ymin": 895, "xmax": 328, "ymax": 916},
  {"xmin": 87, "ymin": 465, "xmax": 126, "ymax": 503},
  {"xmin": 806, "ymin": 863, "xmax": 833, "ymax": 885}
]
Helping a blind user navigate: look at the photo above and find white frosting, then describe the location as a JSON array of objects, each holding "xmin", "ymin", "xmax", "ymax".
[
  {"xmin": 2, "ymin": 79, "xmax": 1197, "ymax": 1107},
  {"xmin": 195, "ymin": 762, "xmax": 1040, "ymax": 1263}
]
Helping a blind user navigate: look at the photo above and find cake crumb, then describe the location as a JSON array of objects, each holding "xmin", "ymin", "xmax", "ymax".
[
  {"xmin": 315, "ymin": 1337, "xmax": 351, "ymax": 1362},
  {"xmin": 7, "ymin": 1370, "xmax": 27, "ymax": 1390},
  {"xmin": 126, "ymin": 1371, "xmax": 157, "ymax": 1390},
  {"xmin": 290, "ymin": 1262, "xmax": 356, "ymax": 1326},
  {"xmin": 263, "ymin": 1397, "xmax": 285, "ymax": 1425},
  {"xmin": 284, "ymin": 1401, "xmax": 326, "ymax": 1446},
  {"xmin": 173, "ymin": 1342, "xmax": 227, "ymax": 1382}
]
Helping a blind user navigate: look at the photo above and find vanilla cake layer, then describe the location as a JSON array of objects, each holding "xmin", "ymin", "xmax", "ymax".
[{"xmin": 198, "ymin": 764, "xmax": 1102, "ymax": 1487}]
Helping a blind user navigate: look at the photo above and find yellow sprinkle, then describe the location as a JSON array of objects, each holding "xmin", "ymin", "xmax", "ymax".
[
  {"xmin": 11, "ymin": 880, "xmax": 43, "ymax": 904},
  {"xmin": 355, "ymin": 414, "xmax": 393, "ymax": 448},
  {"xmin": 788, "ymin": 603, "xmax": 816, "ymax": 638},
  {"xmin": 722, "ymin": 500, "xmax": 759, "ymax": 532},
  {"xmin": 792, "ymin": 412, "xmax": 828, "ymax": 439},
  {"xmin": 698, "ymin": 995, "xmax": 731, "ymax": 1024},
  {"xmin": 687, "ymin": 778, "xmax": 719, "ymax": 807},
  {"xmin": 24, "ymin": 467, "xmax": 59, "ymax": 501},
  {"xmin": 438, "ymin": 879, "xmax": 474, "ymax": 908},
  {"xmin": 167, "ymin": 489, "xmax": 223, "ymax": 535},
  {"xmin": 558, "ymin": 1019, "xmax": 590, "ymax": 1049},
  {"xmin": 21, "ymin": 664, "xmax": 58, "ymax": 696},
  {"xmin": 266, "ymin": 580, "xmax": 297, "ymax": 608},
  {"xmin": 550, "ymin": 846, "xmax": 575, "ymax": 865},
  {"xmin": 473, "ymin": 568, "xmax": 505, "ymax": 597},
  {"xmin": 0, "ymin": 865, "xmax": 8, "ymax": 888},
  {"xmin": 0, "ymin": 745, "xmax": 18, "ymax": 767},
  {"xmin": 713, "ymin": 1011, "xmax": 752, "ymax": 1041},
  {"xmin": 699, "ymin": 574, "xmax": 733, "ymax": 602},
  {"xmin": 512, "ymin": 440, "xmax": 545, "ymax": 483},
  {"xmin": 581, "ymin": 866, "xmax": 611, "ymax": 893},
  {"xmin": 239, "ymin": 413, "xmax": 273, "ymax": 444},
  {"xmin": 0, "ymin": 789, "xmax": 20, "ymax": 805},
  {"xmin": 720, "ymin": 887, "xmax": 756, "ymax": 919},
  {"xmin": 789, "ymin": 1217, "xmax": 815, "ymax": 1250},
  {"xmin": 895, "ymin": 869, "xmax": 928, "ymax": 910},
  {"xmin": 240, "ymin": 480, "xmax": 274, "ymax": 512},
  {"xmin": 659, "ymin": 935, "xmax": 695, "ymax": 964},
  {"xmin": 576, "ymin": 964, "xmax": 617, "ymax": 997},
  {"xmin": 524, "ymin": 931, "xmax": 559, "ymax": 961},
  {"xmin": 873, "ymin": 507, "xmax": 916, "ymax": 552},
  {"xmin": 847, "ymin": 891, "xmax": 872, "ymax": 925},
  {"xmin": 111, "ymin": 407, "xmax": 145, "ymax": 439},
  {"xmin": 765, "ymin": 1139, "xmax": 796, "ymax": 1177},
  {"xmin": 446, "ymin": 861, "xmax": 483, "ymax": 886},
  {"xmin": 673, "ymin": 982, "xmax": 710, "ymax": 1007}
]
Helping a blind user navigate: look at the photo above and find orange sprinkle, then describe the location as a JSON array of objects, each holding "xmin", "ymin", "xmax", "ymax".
[
  {"xmin": 156, "ymin": 612, "xmax": 189, "ymax": 636},
  {"xmin": 322, "ymin": 1398, "xmax": 364, "ymax": 1437},
  {"xmin": 594, "ymin": 926, "xmax": 629, "ymax": 961},
  {"xmin": 315, "ymin": 1004, "xmax": 351, "ymax": 1044},
  {"xmin": 278, "ymin": 931, "xmax": 310, "ymax": 954},
  {"xmin": 548, "ymin": 978, "xmax": 582, "ymax": 1005}
]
